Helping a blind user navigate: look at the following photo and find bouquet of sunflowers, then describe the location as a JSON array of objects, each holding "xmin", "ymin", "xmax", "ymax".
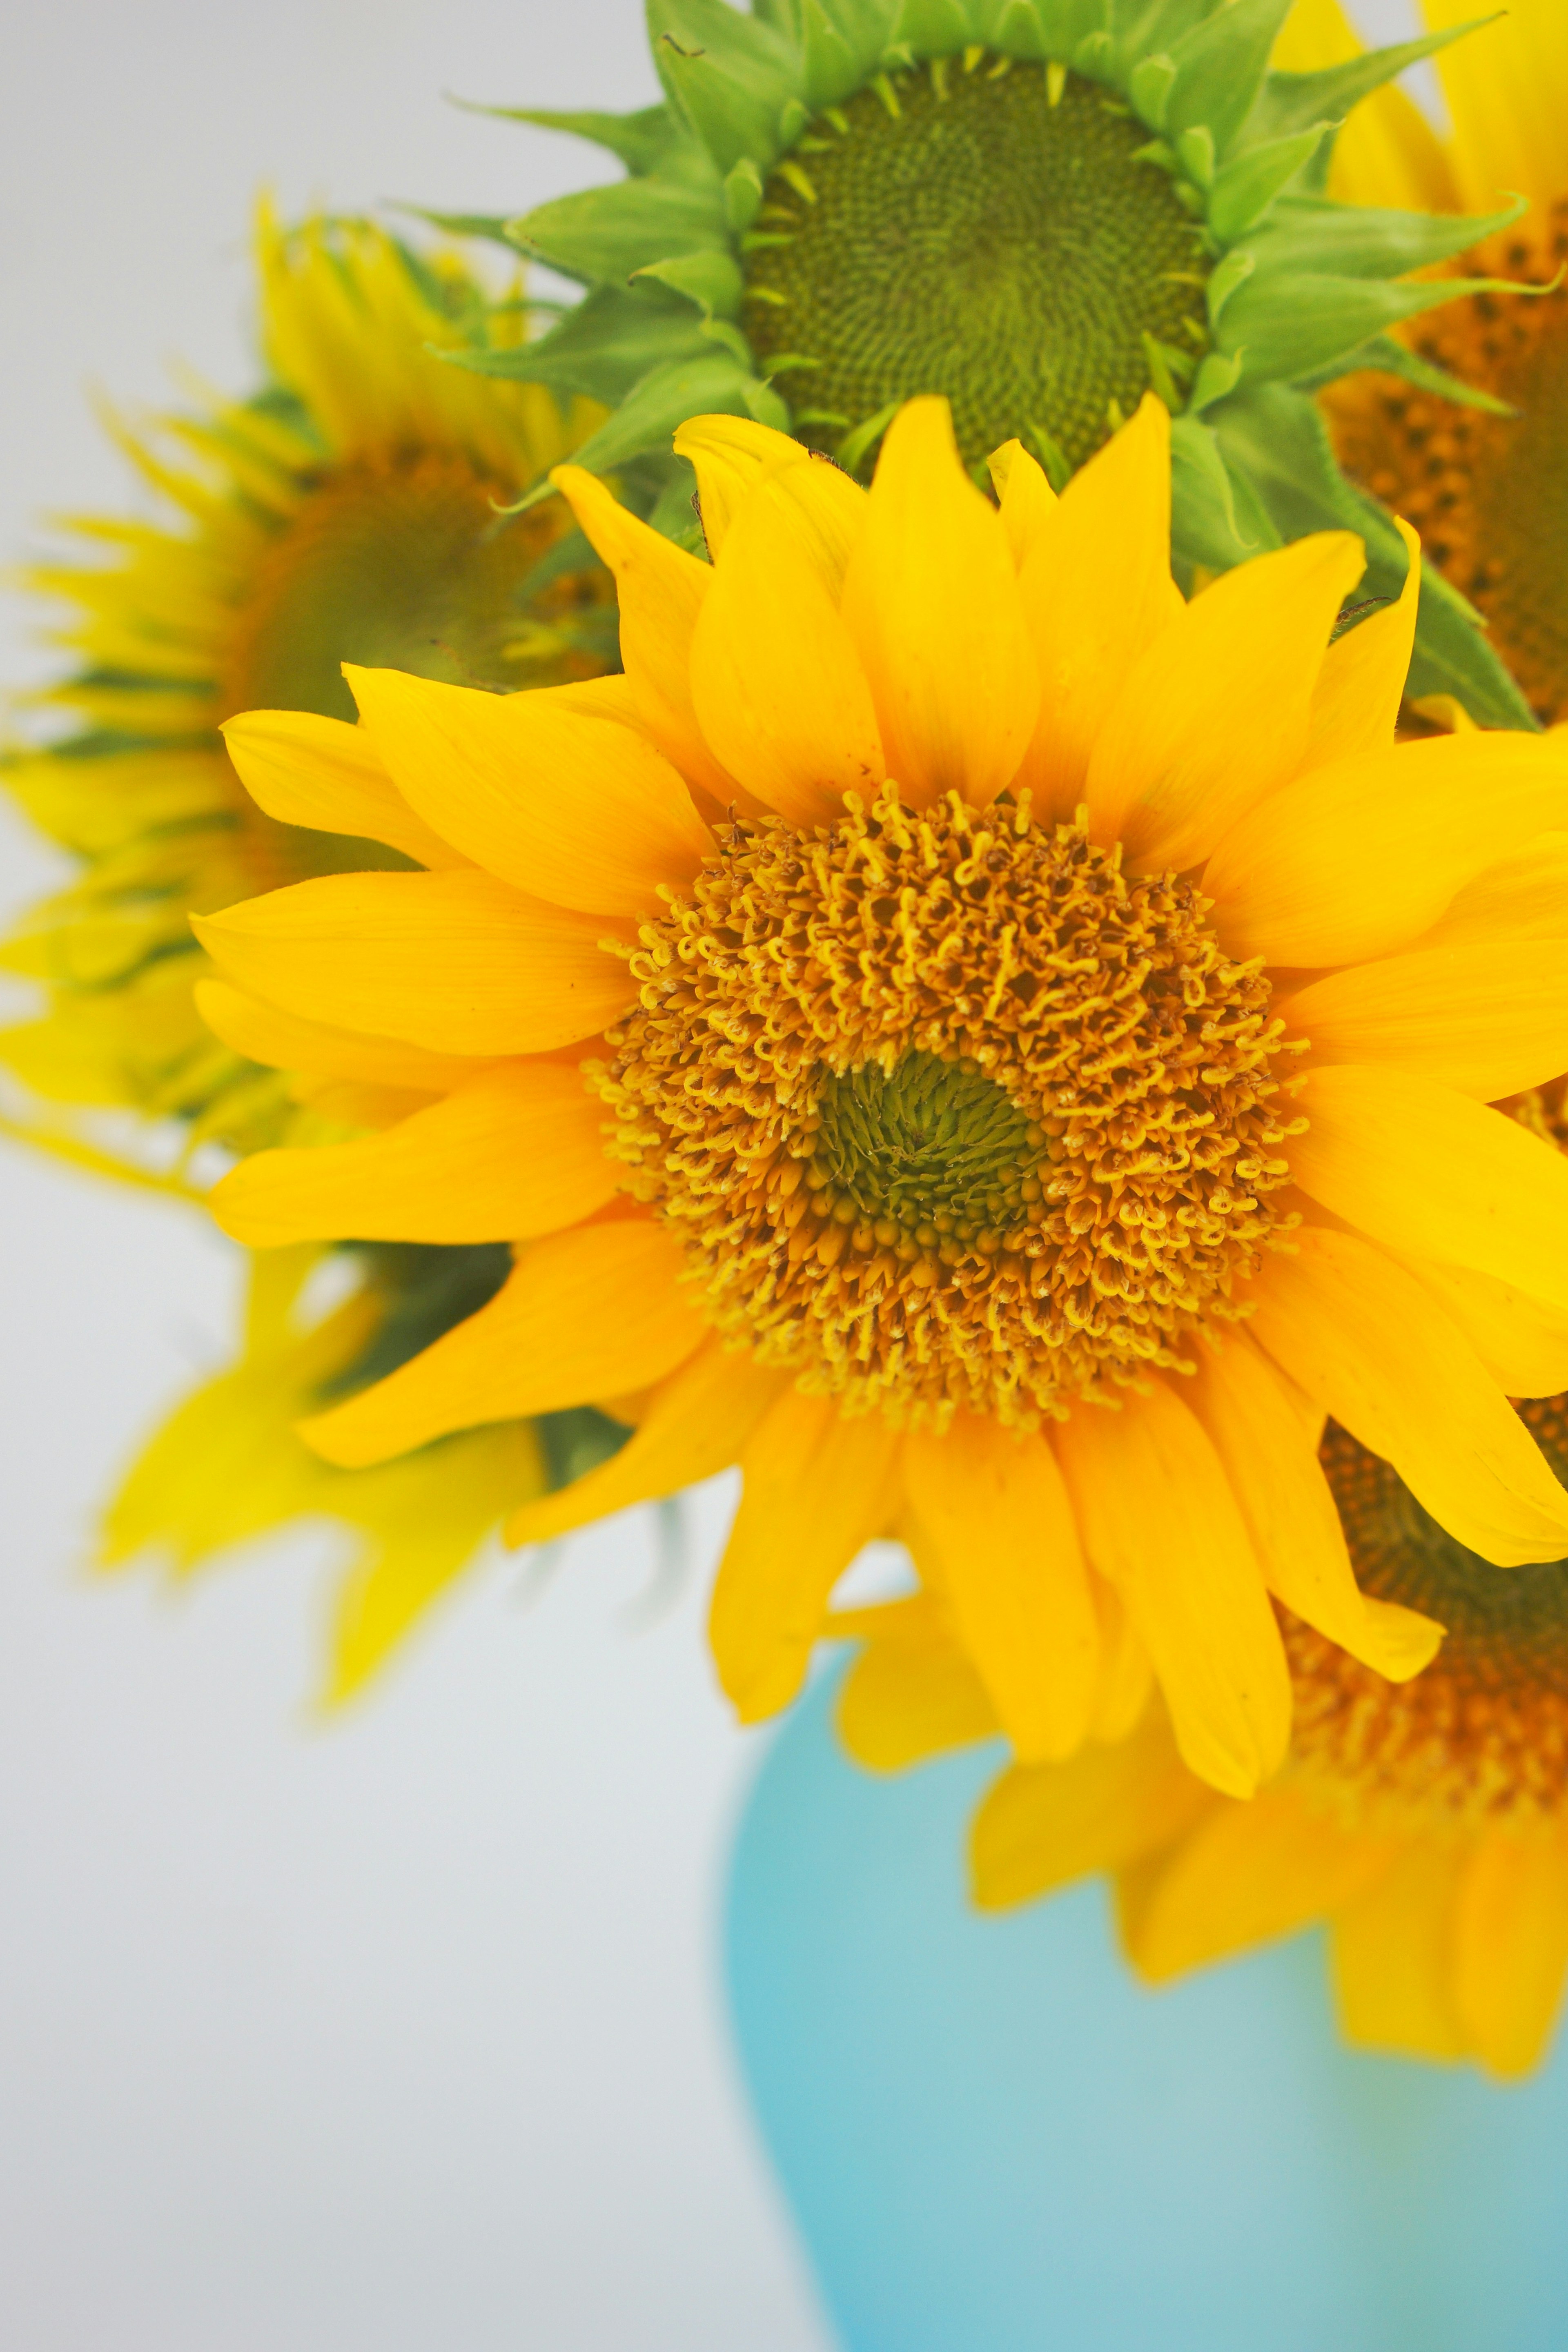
[{"xmin": 8, "ymin": 0, "xmax": 1568, "ymax": 2329}]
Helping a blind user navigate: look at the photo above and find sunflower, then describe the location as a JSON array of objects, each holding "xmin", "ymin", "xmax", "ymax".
[
  {"xmin": 196, "ymin": 395, "xmax": 1568, "ymax": 1797},
  {"xmin": 1278, "ymin": 0, "xmax": 1568, "ymax": 727},
  {"xmin": 454, "ymin": 0, "xmax": 1539, "ymax": 720},
  {"xmin": 0, "ymin": 207, "xmax": 618, "ymax": 1686}
]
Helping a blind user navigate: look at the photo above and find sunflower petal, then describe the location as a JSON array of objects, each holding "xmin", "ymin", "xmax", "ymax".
[
  {"xmin": 1053, "ymin": 1381, "xmax": 1292, "ymax": 1800},
  {"xmin": 1281, "ymin": 941, "xmax": 1568, "ymax": 1100},
  {"xmin": 1394, "ymin": 1252, "xmax": 1568, "ymax": 1400},
  {"xmin": 1412, "ymin": 831, "xmax": 1568, "ymax": 952},
  {"xmin": 299, "ymin": 1222, "xmax": 706, "ymax": 1467},
  {"xmin": 210, "ymin": 1061, "xmax": 614, "ymax": 1247},
  {"xmin": 1331, "ymin": 1843, "xmax": 1467, "ymax": 2061},
  {"xmin": 985, "ymin": 437, "xmax": 1058, "ymax": 571},
  {"xmin": 221, "ymin": 708, "xmax": 466, "ymax": 869},
  {"xmin": 194, "ymin": 979, "xmax": 490, "ymax": 1094},
  {"xmin": 193, "ymin": 871, "xmax": 634, "ymax": 1056},
  {"xmin": 970, "ymin": 1706, "xmax": 1209, "ymax": 1912},
  {"xmin": 1451, "ymin": 1830, "xmax": 1568, "ymax": 2080},
  {"xmin": 1429, "ymin": 0, "xmax": 1568, "ymax": 216},
  {"xmin": 834, "ymin": 1596, "xmax": 999, "ymax": 1773},
  {"xmin": 1302, "ymin": 516, "xmax": 1419, "ymax": 771},
  {"xmin": 840, "ymin": 397, "xmax": 1038, "ymax": 808},
  {"xmin": 673, "ymin": 412, "xmax": 810, "ymax": 556},
  {"xmin": 343, "ymin": 666, "xmax": 712, "ymax": 917},
  {"xmin": 903, "ymin": 1416, "xmax": 1100, "ymax": 1764},
  {"xmin": 1247, "ymin": 1226, "xmax": 1568, "ymax": 1564},
  {"xmin": 708, "ymin": 1391, "xmax": 902, "ymax": 1722}
]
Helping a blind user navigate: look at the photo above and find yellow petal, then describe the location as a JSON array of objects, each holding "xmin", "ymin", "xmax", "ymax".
[
  {"xmin": 1121, "ymin": 1788, "xmax": 1394, "ymax": 1983},
  {"xmin": 1089, "ymin": 1574, "xmax": 1156, "ymax": 1742},
  {"xmin": 1412, "ymin": 831, "xmax": 1568, "ymax": 952},
  {"xmin": 1187, "ymin": 1333, "xmax": 1443, "ymax": 1679},
  {"xmin": 1331, "ymin": 1842, "xmax": 1467, "ymax": 2062},
  {"xmin": 985, "ymin": 437, "xmax": 1058, "ymax": 570},
  {"xmin": 299, "ymin": 1221, "xmax": 706, "ymax": 1466},
  {"xmin": 503, "ymin": 1336, "xmax": 786, "ymax": 1546},
  {"xmin": 195, "ymin": 979, "xmax": 493, "ymax": 1094},
  {"xmin": 210, "ymin": 1061, "xmax": 615, "ymax": 1246},
  {"xmin": 1291, "ymin": 1063, "xmax": 1568, "ymax": 1310},
  {"xmin": 902, "ymin": 1417, "xmax": 1100, "ymax": 1764},
  {"xmin": 672, "ymin": 411, "xmax": 811, "ymax": 556},
  {"xmin": 689, "ymin": 461, "xmax": 884, "ymax": 824},
  {"xmin": 1301, "ymin": 517, "xmax": 1420, "ymax": 771},
  {"xmin": 1203, "ymin": 732, "xmax": 1568, "ymax": 968},
  {"xmin": 970, "ymin": 1705, "xmax": 1209, "ymax": 1911},
  {"xmin": 1053, "ymin": 1381, "xmax": 1292, "ymax": 1800},
  {"xmin": 550, "ymin": 462, "xmax": 738, "ymax": 806},
  {"xmin": 1087, "ymin": 531, "xmax": 1366, "ymax": 870},
  {"xmin": 194, "ymin": 871, "xmax": 634, "ymax": 1056},
  {"xmin": 840, "ymin": 396, "xmax": 1039, "ymax": 808},
  {"xmin": 1427, "ymin": 0, "xmax": 1568, "ymax": 216},
  {"xmin": 221, "ymin": 708, "xmax": 467, "ymax": 869},
  {"xmin": 343, "ymin": 666, "xmax": 713, "ymax": 917},
  {"xmin": 708, "ymin": 1392, "xmax": 902, "ymax": 1722},
  {"xmin": 834, "ymin": 1594, "xmax": 998, "ymax": 1772},
  {"xmin": 1394, "ymin": 1250, "xmax": 1568, "ymax": 1400},
  {"xmin": 1012, "ymin": 394, "xmax": 1183, "ymax": 822},
  {"xmin": 1281, "ymin": 941, "xmax": 1568, "ymax": 1100},
  {"xmin": 1246, "ymin": 1225, "xmax": 1568, "ymax": 1564},
  {"xmin": 1452, "ymin": 1829, "xmax": 1568, "ymax": 2080}
]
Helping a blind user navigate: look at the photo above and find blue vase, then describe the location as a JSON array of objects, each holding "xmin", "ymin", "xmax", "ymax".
[{"xmin": 724, "ymin": 1666, "xmax": 1568, "ymax": 2352}]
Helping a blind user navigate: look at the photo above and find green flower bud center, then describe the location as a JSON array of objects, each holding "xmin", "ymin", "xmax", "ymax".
[
  {"xmin": 741, "ymin": 57, "xmax": 1211, "ymax": 477},
  {"xmin": 813, "ymin": 1050, "xmax": 1041, "ymax": 1245}
]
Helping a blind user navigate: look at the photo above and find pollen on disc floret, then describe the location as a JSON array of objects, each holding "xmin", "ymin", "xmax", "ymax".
[{"xmin": 595, "ymin": 782, "xmax": 1300, "ymax": 1427}]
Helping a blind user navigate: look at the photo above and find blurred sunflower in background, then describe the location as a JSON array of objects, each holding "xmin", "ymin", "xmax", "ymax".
[
  {"xmin": 193, "ymin": 397, "xmax": 1568, "ymax": 1799},
  {"xmin": 0, "ymin": 209, "xmax": 626, "ymax": 1697},
  {"xmin": 1280, "ymin": 0, "xmax": 1568, "ymax": 726}
]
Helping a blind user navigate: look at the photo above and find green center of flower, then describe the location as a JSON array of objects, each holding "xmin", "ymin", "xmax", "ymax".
[
  {"xmin": 741, "ymin": 57, "xmax": 1210, "ymax": 477},
  {"xmin": 812, "ymin": 1051, "xmax": 1042, "ymax": 1246}
]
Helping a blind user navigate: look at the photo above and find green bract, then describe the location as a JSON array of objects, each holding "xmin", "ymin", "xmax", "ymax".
[{"xmin": 446, "ymin": 0, "xmax": 1534, "ymax": 725}]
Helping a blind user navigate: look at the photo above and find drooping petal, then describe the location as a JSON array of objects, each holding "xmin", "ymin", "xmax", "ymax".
[
  {"xmin": 1011, "ymin": 394, "xmax": 1183, "ymax": 821},
  {"xmin": 1187, "ymin": 1334, "xmax": 1443, "ymax": 1679},
  {"xmin": 299, "ymin": 1221, "xmax": 706, "ymax": 1467},
  {"xmin": 550, "ymin": 462, "xmax": 738, "ymax": 806},
  {"xmin": 502, "ymin": 1336, "xmax": 786, "ymax": 1546},
  {"xmin": 195, "ymin": 979, "xmax": 492, "ymax": 1094},
  {"xmin": 1053, "ymin": 1382, "xmax": 1292, "ymax": 1801},
  {"xmin": 689, "ymin": 461, "xmax": 883, "ymax": 824},
  {"xmin": 834, "ymin": 1596, "xmax": 1000, "ymax": 1772},
  {"xmin": 1086, "ymin": 531, "xmax": 1365, "ymax": 870},
  {"xmin": 194, "ymin": 871, "xmax": 635, "ymax": 1056},
  {"xmin": 344, "ymin": 666, "xmax": 713, "ymax": 916},
  {"xmin": 1290, "ymin": 1064, "xmax": 1568, "ymax": 1310},
  {"xmin": 673, "ymin": 412, "xmax": 811, "ymax": 556},
  {"xmin": 1246, "ymin": 1226, "xmax": 1568, "ymax": 1564},
  {"xmin": 1451, "ymin": 1830, "xmax": 1568, "ymax": 2080},
  {"xmin": 1330, "ymin": 1843, "xmax": 1467, "ymax": 2061},
  {"xmin": 970, "ymin": 1706, "xmax": 1210, "ymax": 1912},
  {"xmin": 221, "ymin": 708, "xmax": 466, "ymax": 868},
  {"xmin": 210, "ymin": 1061, "xmax": 615, "ymax": 1246},
  {"xmin": 1300, "ymin": 517, "xmax": 1420, "ymax": 771},
  {"xmin": 1280, "ymin": 942, "xmax": 1568, "ymax": 1099},
  {"xmin": 1203, "ymin": 732, "xmax": 1568, "ymax": 968},
  {"xmin": 902, "ymin": 1416, "xmax": 1100, "ymax": 1764},
  {"xmin": 1395, "ymin": 1252, "xmax": 1568, "ymax": 1400},
  {"xmin": 708, "ymin": 1390, "xmax": 902, "ymax": 1722},
  {"xmin": 840, "ymin": 397, "xmax": 1039, "ymax": 808},
  {"xmin": 1121, "ymin": 1788, "xmax": 1394, "ymax": 1982}
]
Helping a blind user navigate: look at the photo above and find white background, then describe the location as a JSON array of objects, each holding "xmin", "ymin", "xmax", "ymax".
[{"xmin": 0, "ymin": 1, "xmax": 1418, "ymax": 2345}]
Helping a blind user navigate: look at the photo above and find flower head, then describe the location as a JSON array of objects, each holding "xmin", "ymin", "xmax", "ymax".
[{"xmin": 201, "ymin": 394, "xmax": 1568, "ymax": 1797}]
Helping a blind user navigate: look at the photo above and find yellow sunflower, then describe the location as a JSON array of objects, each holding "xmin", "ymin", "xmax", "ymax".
[
  {"xmin": 198, "ymin": 394, "xmax": 1568, "ymax": 1798},
  {"xmin": 1277, "ymin": 0, "xmax": 1568, "ymax": 726}
]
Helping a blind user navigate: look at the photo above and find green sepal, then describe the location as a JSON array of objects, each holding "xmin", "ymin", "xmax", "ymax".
[
  {"xmin": 649, "ymin": 0, "xmax": 806, "ymax": 173},
  {"xmin": 1246, "ymin": 18, "xmax": 1496, "ymax": 150},
  {"xmin": 1303, "ymin": 333, "xmax": 1517, "ymax": 420},
  {"xmin": 976, "ymin": 0, "xmax": 1049, "ymax": 62},
  {"xmin": 1203, "ymin": 245, "xmax": 1254, "ymax": 330},
  {"xmin": 1162, "ymin": 0, "xmax": 1294, "ymax": 162},
  {"xmin": 800, "ymin": 0, "xmax": 865, "ymax": 104},
  {"xmin": 1127, "ymin": 53, "xmax": 1177, "ymax": 131},
  {"xmin": 725, "ymin": 155, "xmax": 765, "ymax": 227},
  {"xmin": 507, "ymin": 178, "xmax": 730, "ymax": 286},
  {"xmin": 1206, "ymin": 125, "xmax": 1325, "ymax": 243},
  {"xmin": 1210, "ymin": 383, "xmax": 1538, "ymax": 728},
  {"xmin": 1187, "ymin": 347, "xmax": 1244, "ymax": 413},
  {"xmin": 396, "ymin": 207, "xmax": 515, "ymax": 249},
  {"xmin": 1219, "ymin": 264, "xmax": 1544, "ymax": 392},
  {"xmin": 1118, "ymin": 0, "xmax": 1218, "ymax": 74},
  {"xmin": 451, "ymin": 283, "xmax": 713, "ymax": 405},
  {"xmin": 1036, "ymin": 0, "xmax": 1111, "ymax": 56},
  {"xmin": 1241, "ymin": 191, "xmax": 1526, "ymax": 284},
  {"xmin": 753, "ymin": 0, "xmax": 804, "ymax": 32},
  {"xmin": 454, "ymin": 99, "xmax": 690, "ymax": 176},
  {"xmin": 1169, "ymin": 412, "xmax": 1281, "ymax": 579},
  {"xmin": 888, "ymin": 0, "xmax": 978, "ymax": 55},
  {"xmin": 816, "ymin": 0, "xmax": 902, "ymax": 68},
  {"xmin": 633, "ymin": 246, "xmax": 747, "ymax": 321},
  {"xmin": 566, "ymin": 350, "xmax": 789, "ymax": 482}
]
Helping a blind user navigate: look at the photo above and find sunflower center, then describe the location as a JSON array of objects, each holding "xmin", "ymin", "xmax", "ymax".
[
  {"xmin": 1324, "ymin": 203, "xmax": 1568, "ymax": 725},
  {"xmin": 597, "ymin": 785, "xmax": 1293, "ymax": 1424},
  {"xmin": 740, "ymin": 57, "xmax": 1211, "ymax": 477},
  {"xmin": 1286, "ymin": 1408, "xmax": 1568, "ymax": 1826},
  {"xmin": 219, "ymin": 451, "xmax": 608, "ymax": 729}
]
